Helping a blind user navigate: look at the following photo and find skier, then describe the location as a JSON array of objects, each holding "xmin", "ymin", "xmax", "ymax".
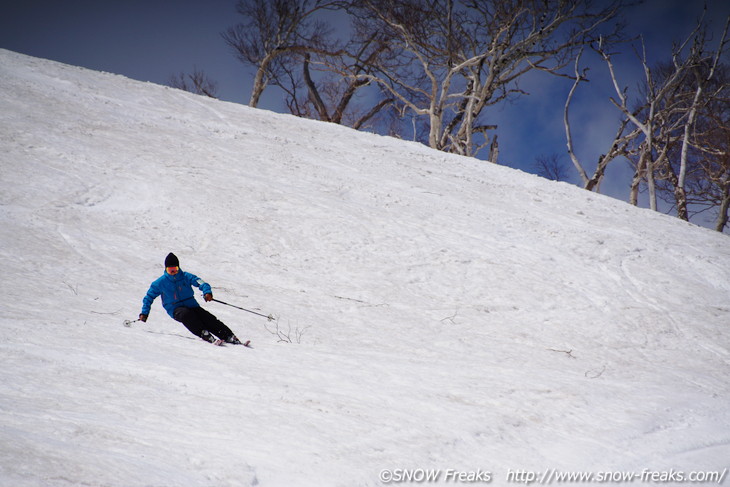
[{"xmin": 139, "ymin": 253, "xmax": 245, "ymax": 345}]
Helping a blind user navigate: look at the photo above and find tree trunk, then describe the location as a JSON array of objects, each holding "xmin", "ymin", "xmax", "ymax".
[
  {"xmin": 674, "ymin": 186, "xmax": 689, "ymax": 221},
  {"xmin": 488, "ymin": 134, "xmax": 499, "ymax": 163},
  {"xmin": 303, "ymin": 54, "xmax": 331, "ymax": 122},
  {"xmin": 716, "ymin": 178, "xmax": 730, "ymax": 232},
  {"xmin": 630, "ymin": 152, "xmax": 646, "ymax": 206},
  {"xmin": 249, "ymin": 49, "xmax": 281, "ymax": 108},
  {"xmin": 249, "ymin": 67, "xmax": 267, "ymax": 108},
  {"xmin": 666, "ymin": 163, "xmax": 689, "ymax": 221},
  {"xmin": 428, "ymin": 109, "xmax": 442, "ymax": 150},
  {"xmin": 647, "ymin": 157, "xmax": 657, "ymax": 211},
  {"xmin": 585, "ymin": 155, "xmax": 608, "ymax": 192}
]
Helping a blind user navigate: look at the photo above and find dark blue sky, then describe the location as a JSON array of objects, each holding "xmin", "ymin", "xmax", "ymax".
[
  {"xmin": 2, "ymin": 0, "xmax": 729, "ymax": 206},
  {"xmin": 0, "ymin": 0, "xmax": 248, "ymax": 103}
]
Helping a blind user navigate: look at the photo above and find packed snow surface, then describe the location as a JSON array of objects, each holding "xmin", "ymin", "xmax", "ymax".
[{"xmin": 1, "ymin": 49, "xmax": 729, "ymax": 486}]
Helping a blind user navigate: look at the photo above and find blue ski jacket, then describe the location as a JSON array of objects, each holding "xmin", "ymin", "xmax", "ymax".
[{"xmin": 141, "ymin": 270, "xmax": 212, "ymax": 318}]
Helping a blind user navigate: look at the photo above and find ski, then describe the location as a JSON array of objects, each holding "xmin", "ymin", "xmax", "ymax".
[
  {"xmin": 229, "ymin": 337, "xmax": 252, "ymax": 348},
  {"xmin": 209, "ymin": 338, "xmax": 251, "ymax": 347},
  {"xmin": 124, "ymin": 319, "xmax": 250, "ymax": 348}
]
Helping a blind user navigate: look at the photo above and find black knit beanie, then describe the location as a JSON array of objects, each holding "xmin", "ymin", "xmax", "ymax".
[{"xmin": 164, "ymin": 252, "xmax": 179, "ymax": 267}]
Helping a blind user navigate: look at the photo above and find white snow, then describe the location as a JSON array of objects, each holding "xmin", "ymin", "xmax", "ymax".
[{"xmin": 1, "ymin": 48, "xmax": 729, "ymax": 486}]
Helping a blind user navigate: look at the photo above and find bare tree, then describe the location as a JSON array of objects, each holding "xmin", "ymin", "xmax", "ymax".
[
  {"xmin": 649, "ymin": 18, "xmax": 729, "ymax": 221},
  {"xmin": 291, "ymin": 31, "xmax": 399, "ymax": 131},
  {"xmin": 224, "ymin": 1, "xmax": 401, "ymax": 132},
  {"xmin": 599, "ymin": 12, "xmax": 729, "ymax": 219},
  {"xmin": 564, "ymin": 48, "xmax": 639, "ymax": 191},
  {"xmin": 168, "ymin": 67, "xmax": 219, "ymax": 98},
  {"xmin": 600, "ymin": 37, "xmax": 675, "ymax": 210},
  {"xmin": 600, "ymin": 36, "xmax": 692, "ymax": 210},
  {"xmin": 343, "ymin": 0, "xmax": 626, "ymax": 157},
  {"xmin": 222, "ymin": 0, "xmax": 340, "ymax": 107},
  {"xmin": 671, "ymin": 19, "xmax": 729, "ymax": 221},
  {"xmin": 679, "ymin": 65, "xmax": 730, "ymax": 232},
  {"xmin": 534, "ymin": 153, "xmax": 571, "ymax": 182},
  {"xmin": 703, "ymin": 96, "xmax": 730, "ymax": 233}
]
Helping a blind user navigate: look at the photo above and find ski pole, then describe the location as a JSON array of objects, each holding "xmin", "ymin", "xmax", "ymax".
[
  {"xmin": 123, "ymin": 318, "xmax": 142, "ymax": 327},
  {"xmin": 211, "ymin": 298, "xmax": 275, "ymax": 321}
]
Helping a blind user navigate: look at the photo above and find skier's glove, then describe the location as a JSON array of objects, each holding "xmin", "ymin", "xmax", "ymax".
[
  {"xmin": 204, "ymin": 293, "xmax": 213, "ymax": 302},
  {"xmin": 139, "ymin": 314, "xmax": 148, "ymax": 322}
]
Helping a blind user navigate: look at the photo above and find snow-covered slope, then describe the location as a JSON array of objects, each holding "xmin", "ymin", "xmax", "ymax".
[{"xmin": 1, "ymin": 48, "xmax": 728, "ymax": 486}]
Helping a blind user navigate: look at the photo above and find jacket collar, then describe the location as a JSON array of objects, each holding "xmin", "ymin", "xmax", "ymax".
[{"xmin": 163, "ymin": 269, "xmax": 183, "ymax": 281}]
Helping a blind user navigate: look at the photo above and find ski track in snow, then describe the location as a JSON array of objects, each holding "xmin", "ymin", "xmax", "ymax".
[{"xmin": 1, "ymin": 48, "xmax": 729, "ymax": 486}]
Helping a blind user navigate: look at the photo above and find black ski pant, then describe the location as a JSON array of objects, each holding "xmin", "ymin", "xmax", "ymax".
[{"xmin": 173, "ymin": 306, "xmax": 234, "ymax": 341}]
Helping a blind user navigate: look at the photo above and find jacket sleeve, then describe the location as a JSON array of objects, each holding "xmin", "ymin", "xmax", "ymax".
[
  {"xmin": 141, "ymin": 281, "xmax": 161, "ymax": 315},
  {"xmin": 187, "ymin": 272, "xmax": 212, "ymax": 295}
]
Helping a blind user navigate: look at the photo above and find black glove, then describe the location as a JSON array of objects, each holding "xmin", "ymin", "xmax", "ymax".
[
  {"xmin": 204, "ymin": 293, "xmax": 213, "ymax": 302},
  {"xmin": 139, "ymin": 314, "xmax": 148, "ymax": 322}
]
